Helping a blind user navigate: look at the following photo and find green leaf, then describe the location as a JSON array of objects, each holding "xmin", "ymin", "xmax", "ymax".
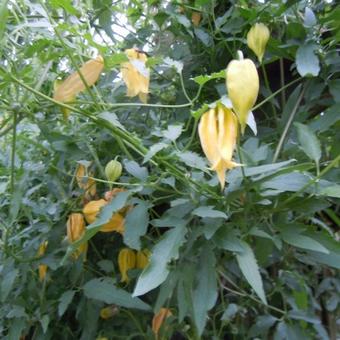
[
  {"xmin": 124, "ymin": 160, "xmax": 148, "ymax": 181},
  {"xmin": 296, "ymin": 43, "xmax": 320, "ymax": 77},
  {"xmin": 83, "ymin": 278, "xmax": 151, "ymax": 311},
  {"xmin": 58, "ymin": 290, "xmax": 76, "ymax": 317},
  {"xmin": 133, "ymin": 223, "xmax": 187, "ymax": 296},
  {"xmin": 318, "ymin": 185, "xmax": 340, "ymax": 198},
  {"xmin": 236, "ymin": 242, "xmax": 267, "ymax": 304},
  {"xmin": 105, "ymin": 53, "xmax": 128, "ymax": 68},
  {"xmin": 244, "ymin": 159, "xmax": 296, "ymax": 178},
  {"xmin": 192, "ymin": 70, "xmax": 225, "ymax": 86},
  {"xmin": 213, "ymin": 229, "xmax": 245, "ymax": 252},
  {"xmin": 8, "ymin": 318, "xmax": 26, "ymax": 340},
  {"xmin": 0, "ymin": 0, "xmax": 8, "ymax": 43},
  {"xmin": 124, "ymin": 200, "xmax": 150, "ymax": 250},
  {"xmin": 177, "ymin": 151, "xmax": 207, "ymax": 171},
  {"xmin": 328, "ymin": 79, "xmax": 340, "ymax": 103},
  {"xmin": 282, "ymin": 232, "xmax": 329, "ymax": 254},
  {"xmin": 40, "ymin": 315, "xmax": 49, "ymax": 334},
  {"xmin": 310, "ymin": 103, "xmax": 340, "ymax": 132},
  {"xmin": 193, "ymin": 244, "xmax": 218, "ymax": 336},
  {"xmin": 143, "ymin": 142, "xmax": 168, "ymax": 163},
  {"xmin": 99, "ymin": 111, "xmax": 126, "ymax": 131},
  {"xmin": 1, "ymin": 269, "xmax": 18, "ymax": 302},
  {"xmin": 194, "ymin": 28, "xmax": 213, "ymax": 46},
  {"xmin": 50, "ymin": 0, "xmax": 80, "ymax": 16},
  {"xmin": 191, "ymin": 103, "xmax": 209, "ymax": 119},
  {"xmin": 295, "ymin": 123, "xmax": 321, "ymax": 164},
  {"xmin": 162, "ymin": 124, "xmax": 183, "ymax": 141},
  {"xmin": 192, "ymin": 206, "xmax": 228, "ymax": 219}
]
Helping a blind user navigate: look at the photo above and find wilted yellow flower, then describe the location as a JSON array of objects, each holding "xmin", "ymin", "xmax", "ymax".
[
  {"xmin": 247, "ymin": 23, "xmax": 270, "ymax": 63},
  {"xmin": 83, "ymin": 199, "xmax": 125, "ymax": 233},
  {"xmin": 38, "ymin": 241, "xmax": 48, "ymax": 281},
  {"xmin": 118, "ymin": 248, "xmax": 136, "ymax": 283},
  {"xmin": 54, "ymin": 56, "xmax": 104, "ymax": 103},
  {"xmin": 121, "ymin": 48, "xmax": 149, "ymax": 103},
  {"xmin": 75, "ymin": 164, "xmax": 96, "ymax": 198},
  {"xmin": 191, "ymin": 11, "xmax": 201, "ymax": 26},
  {"xmin": 152, "ymin": 308, "xmax": 172, "ymax": 339},
  {"xmin": 66, "ymin": 213, "xmax": 88, "ymax": 259},
  {"xmin": 100, "ymin": 305, "xmax": 119, "ymax": 319},
  {"xmin": 136, "ymin": 249, "xmax": 150, "ymax": 269},
  {"xmin": 198, "ymin": 105, "xmax": 239, "ymax": 189},
  {"xmin": 226, "ymin": 51, "xmax": 259, "ymax": 134}
]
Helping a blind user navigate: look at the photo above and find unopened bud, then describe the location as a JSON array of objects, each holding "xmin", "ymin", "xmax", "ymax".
[{"xmin": 105, "ymin": 159, "xmax": 122, "ymax": 182}]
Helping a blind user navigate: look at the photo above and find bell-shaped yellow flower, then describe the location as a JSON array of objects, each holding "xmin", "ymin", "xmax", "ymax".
[
  {"xmin": 75, "ymin": 164, "xmax": 96, "ymax": 198},
  {"xmin": 38, "ymin": 241, "xmax": 48, "ymax": 281},
  {"xmin": 152, "ymin": 308, "xmax": 172, "ymax": 338},
  {"xmin": 121, "ymin": 48, "xmax": 150, "ymax": 103},
  {"xmin": 198, "ymin": 105, "xmax": 239, "ymax": 189},
  {"xmin": 226, "ymin": 52, "xmax": 259, "ymax": 134},
  {"xmin": 66, "ymin": 213, "xmax": 88, "ymax": 259},
  {"xmin": 54, "ymin": 56, "xmax": 104, "ymax": 103},
  {"xmin": 118, "ymin": 248, "xmax": 136, "ymax": 283},
  {"xmin": 247, "ymin": 23, "xmax": 270, "ymax": 63},
  {"xmin": 136, "ymin": 249, "xmax": 150, "ymax": 269},
  {"xmin": 100, "ymin": 305, "xmax": 119, "ymax": 319}
]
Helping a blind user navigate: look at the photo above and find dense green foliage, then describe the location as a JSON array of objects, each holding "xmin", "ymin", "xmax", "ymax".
[{"xmin": 0, "ymin": 0, "xmax": 339, "ymax": 339}]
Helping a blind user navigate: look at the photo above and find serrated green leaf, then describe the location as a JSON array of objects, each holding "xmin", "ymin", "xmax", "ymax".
[
  {"xmin": 84, "ymin": 278, "xmax": 151, "ymax": 310},
  {"xmin": 133, "ymin": 223, "xmax": 187, "ymax": 296},
  {"xmin": 282, "ymin": 232, "xmax": 329, "ymax": 254},
  {"xmin": 295, "ymin": 123, "xmax": 321, "ymax": 164},
  {"xmin": 192, "ymin": 70, "xmax": 225, "ymax": 86},
  {"xmin": 193, "ymin": 244, "xmax": 218, "ymax": 336},
  {"xmin": 236, "ymin": 241, "xmax": 267, "ymax": 304}
]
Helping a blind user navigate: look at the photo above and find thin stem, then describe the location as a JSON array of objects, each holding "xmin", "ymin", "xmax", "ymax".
[
  {"xmin": 272, "ymin": 85, "xmax": 305, "ymax": 162},
  {"xmin": 279, "ymin": 58, "xmax": 286, "ymax": 107},
  {"xmin": 10, "ymin": 111, "xmax": 17, "ymax": 193},
  {"xmin": 183, "ymin": 118, "xmax": 198, "ymax": 151},
  {"xmin": 179, "ymin": 71, "xmax": 192, "ymax": 103},
  {"xmin": 261, "ymin": 63, "xmax": 277, "ymax": 120}
]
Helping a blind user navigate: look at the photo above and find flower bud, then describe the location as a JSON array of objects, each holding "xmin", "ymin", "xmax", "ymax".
[
  {"xmin": 226, "ymin": 51, "xmax": 259, "ymax": 134},
  {"xmin": 152, "ymin": 308, "xmax": 172, "ymax": 337},
  {"xmin": 105, "ymin": 159, "xmax": 122, "ymax": 182},
  {"xmin": 191, "ymin": 11, "xmax": 201, "ymax": 26},
  {"xmin": 38, "ymin": 241, "xmax": 48, "ymax": 281},
  {"xmin": 121, "ymin": 49, "xmax": 149, "ymax": 103},
  {"xmin": 83, "ymin": 199, "xmax": 125, "ymax": 233},
  {"xmin": 66, "ymin": 213, "xmax": 88, "ymax": 259},
  {"xmin": 136, "ymin": 249, "xmax": 151, "ymax": 269},
  {"xmin": 118, "ymin": 248, "xmax": 136, "ymax": 283},
  {"xmin": 100, "ymin": 305, "xmax": 119, "ymax": 319},
  {"xmin": 247, "ymin": 23, "xmax": 270, "ymax": 63}
]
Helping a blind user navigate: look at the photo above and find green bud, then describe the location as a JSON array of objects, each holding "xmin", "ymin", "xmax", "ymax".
[{"xmin": 105, "ymin": 159, "xmax": 122, "ymax": 182}]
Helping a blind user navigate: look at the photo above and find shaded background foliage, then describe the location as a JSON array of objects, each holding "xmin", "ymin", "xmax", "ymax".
[{"xmin": 0, "ymin": 0, "xmax": 339, "ymax": 339}]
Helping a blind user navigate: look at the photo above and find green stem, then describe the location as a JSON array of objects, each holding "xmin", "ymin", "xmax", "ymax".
[
  {"xmin": 261, "ymin": 63, "xmax": 277, "ymax": 120},
  {"xmin": 10, "ymin": 111, "xmax": 17, "ymax": 193},
  {"xmin": 272, "ymin": 85, "xmax": 305, "ymax": 162},
  {"xmin": 279, "ymin": 58, "xmax": 286, "ymax": 107}
]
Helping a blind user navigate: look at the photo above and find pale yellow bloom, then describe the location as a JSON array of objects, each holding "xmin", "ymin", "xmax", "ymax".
[
  {"xmin": 121, "ymin": 49, "xmax": 149, "ymax": 103},
  {"xmin": 54, "ymin": 56, "xmax": 104, "ymax": 103},
  {"xmin": 198, "ymin": 105, "xmax": 239, "ymax": 189},
  {"xmin": 136, "ymin": 249, "xmax": 151, "ymax": 269},
  {"xmin": 75, "ymin": 164, "xmax": 96, "ymax": 198},
  {"xmin": 38, "ymin": 241, "xmax": 48, "ymax": 281},
  {"xmin": 118, "ymin": 248, "xmax": 136, "ymax": 283},
  {"xmin": 66, "ymin": 213, "xmax": 88, "ymax": 259},
  {"xmin": 226, "ymin": 52, "xmax": 259, "ymax": 134},
  {"xmin": 247, "ymin": 23, "xmax": 270, "ymax": 63}
]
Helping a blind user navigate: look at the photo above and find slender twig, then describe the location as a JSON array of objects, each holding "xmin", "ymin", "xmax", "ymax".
[
  {"xmin": 10, "ymin": 111, "xmax": 17, "ymax": 193},
  {"xmin": 272, "ymin": 85, "xmax": 305, "ymax": 162}
]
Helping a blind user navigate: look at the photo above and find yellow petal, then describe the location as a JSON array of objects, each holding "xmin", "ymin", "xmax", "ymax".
[
  {"xmin": 53, "ymin": 56, "xmax": 104, "ymax": 102},
  {"xmin": 226, "ymin": 57, "xmax": 259, "ymax": 134}
]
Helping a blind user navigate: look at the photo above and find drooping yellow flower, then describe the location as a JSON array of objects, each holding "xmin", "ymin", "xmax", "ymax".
[
  {"xmin": 226, "ymin": 51, "xmax": 259, "ymax": 134},
  {"xmin": 136, "ymin": 249, "xmax": 150, "ymax": 269},
  {"xmin": 82, "ymin": 199, "xmax": 125, "ymax": 233},
  {"xmin": 66, "ymin": 213, "xmax": 88, "ymax": 259},
  {"xmin": 198, "ymin": 105, "xmax": 239, "ymax": 189},
  {"xmin": 152, "ymin": 308, "xmax": 172, "ymax": 339},
  {"xmin": 54, "ymin": 56, "xmax": 104, "ymax": 103},
  {"xmin": 75, "ymin": 164, "xmax": 96, "ymax": 198},
  {"xmin": 38, "ymin": 241, "xmax": 48, "ymax": 281},
  {"xmin": 247, "ymin": 23, "xmax": 270, "ymax": 63},
  {"xmin": 121, "ymin": 48, "xmax": 149, "ymax": 103},
  {"xmin": 118, "ymin": 248, "xmax": 136, "ymax": 283}
]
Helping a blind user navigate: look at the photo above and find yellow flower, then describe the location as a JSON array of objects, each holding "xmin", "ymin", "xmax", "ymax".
[
  {"xmin": 226, "ymin": 51, "xmax": 259, "ymax": 134},
  {"xmin": 247, "ymin": 23, "xmax": 270, "ymax": 63},
  {"xmin": 54, "ymin": 56, "xmax": 104, "ymax": 102},
  {"xmin": 191, "ymin": 11, "xmax": 201, "ymax": 26},
  {"xmin": 100, "ymin": 305, "xmax": 119, "ymax": 319},
  {"xmin": 121, "ymin": 48, "xmax": 149, "ymax": 103},
  {"xmin": 118, "ymin": 248, "xmax": 136, "ymax": 283},
  {"xmin": 198, "ymin": 105, "xmax": 239, "ymax": 189},
  {"xmin": 82, "ymin": 199, "xmax": 125, "ymax": 234},
  {"xmin": 75, "ymin": 164, "xmax": 96, "ymax": 198},
  {"xmin": 66, "ymin": 213, "xmax": 88, "ymax": 259},
  {"xmin": 38, "ymin": 241, "xmax": 48, "ymax": 281},
  {"xmin": 152, "ymin": 308, "xmax": 172, "ymax": 339},
  {"xmin": 136, "ymin": 249, "xmax": 151, "ymax": 269}
]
